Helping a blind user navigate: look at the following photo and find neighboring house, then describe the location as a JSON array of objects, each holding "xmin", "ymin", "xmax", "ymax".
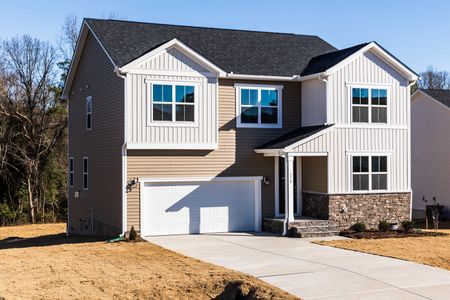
[
  {"xmin": 411, "ymin": 89, "xmax": 450, "ymax": 219},
  {"xmin": 63, "ymin": 18, "xmax": 418, "ymax": 236}
]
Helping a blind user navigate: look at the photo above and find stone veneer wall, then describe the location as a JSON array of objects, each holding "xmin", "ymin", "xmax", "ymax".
[{"xmin": 302, "ymin": 192, "xmax": 411, "ymax": 230}]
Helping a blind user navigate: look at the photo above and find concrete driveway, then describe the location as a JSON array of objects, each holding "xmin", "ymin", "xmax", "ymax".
[{"xmin": 147, "ymin": 233, "xmax": 450, "ymax": 300}]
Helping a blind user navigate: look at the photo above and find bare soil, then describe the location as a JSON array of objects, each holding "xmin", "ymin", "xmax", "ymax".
[
  {"xmin": 0, "ymin": 224, "xmax": 298, "ymax": 300},
  {"xmin": 318, "ymin": 229, "xmax": 450, "ymax": 271}
]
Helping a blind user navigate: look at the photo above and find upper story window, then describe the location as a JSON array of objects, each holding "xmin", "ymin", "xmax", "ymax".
[
  {"xmin": 151, "ymin": 84, "xmax": 195, "ymax": 123},
  {"xmin": 351, "ymin": 87, "xmax": 388, "ymax": 124},
  {"xmin": 83, "ymin": 157, "xmax": 88, "ymax": 190},
  {"xmin": 235, "ymin": 84, "xmax": 283, "ymax": 128},
  {"xmin": 86, "ymin": 96, "xmax": 92, "ymax": 130},
  {"xmin": 352, "ymin": 155, "xmax": 388, "ymax": 191},
  {"xmin": 69, "ymin": 157, "xmax": 74, "ymax": 187}
]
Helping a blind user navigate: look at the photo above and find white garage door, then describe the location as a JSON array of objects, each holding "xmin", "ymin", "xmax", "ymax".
[{"xmin": 140, "ymin": 177, "xmax": 261, "ymax": 236}]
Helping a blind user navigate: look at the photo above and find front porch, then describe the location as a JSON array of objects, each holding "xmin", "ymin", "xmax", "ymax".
[{"xmin": 256, "ymin": 125, "xmax": 335, "ymax": 236}]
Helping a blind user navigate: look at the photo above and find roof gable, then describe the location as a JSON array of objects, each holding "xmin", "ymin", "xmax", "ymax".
[
  {"xmin": 119, "ymin": 38, "xmax": 225, "ymax": 76},
  {"xmin": 302, "ymin": 42, "xmax": 418, "ymax": 81},
  {"xmin": 413, "ymin": 89, "xmax": 450, "ymax": 110}
]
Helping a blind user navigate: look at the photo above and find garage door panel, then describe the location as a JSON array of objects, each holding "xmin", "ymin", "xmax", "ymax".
[{"xmin": 141, "ymin": 179, "xmax": 258, "ymax": 236}]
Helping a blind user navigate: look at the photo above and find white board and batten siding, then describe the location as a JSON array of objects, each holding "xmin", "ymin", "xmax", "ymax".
[
  {"xmin": 300, "ymin": 50, "xmax": 411, "ymax": 194},
  {"xmin": 301, "ymin": 79, "xmax": 327, "ymax": 126},
  {"xmin": 126, "ymin": 48, "xmax": 218, "ymax": 149},
  {"xmin": 411, "ymin": 93, "xmax": 450, "ymax": 212}
]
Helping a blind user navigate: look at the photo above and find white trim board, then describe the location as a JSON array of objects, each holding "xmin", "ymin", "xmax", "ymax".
[{"xmin": 127, "ymin": 142, "xmax": 218, "ymax": 150}]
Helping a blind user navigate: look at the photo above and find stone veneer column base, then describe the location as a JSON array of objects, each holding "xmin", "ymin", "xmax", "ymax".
[{"xmin": 302, "ymin": 192, "xmax": 411, "ymax": 230}]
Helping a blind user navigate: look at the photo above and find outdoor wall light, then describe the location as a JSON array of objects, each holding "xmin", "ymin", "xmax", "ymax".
[
  {"xmin": 74, "ymin": 190, "xmax": 80, "ymax": 199},
  {"xmin": 263, "ymin": 176, "xmax": 270, "ymax": 185},
  {"xmin": 126, "ymin": 178, "xmax": 139, "ymax": 192}
]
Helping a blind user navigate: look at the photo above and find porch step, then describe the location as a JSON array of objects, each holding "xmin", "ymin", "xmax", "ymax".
[
  {"xmin": 294, "ymin": 230, "xmax": 340, "ymax": 238},
  {"xmin": 262, "ymin": 218, "xmax": 340, "ymax": 238},
  {"xmin": 288, "ymin": 219, "xmax": 339, "ymax": 238}
]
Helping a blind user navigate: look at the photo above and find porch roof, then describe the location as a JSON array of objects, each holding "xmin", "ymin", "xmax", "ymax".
[{"xmin": 255, "ymin": 124, "xmax": 333, "ymax": 152}]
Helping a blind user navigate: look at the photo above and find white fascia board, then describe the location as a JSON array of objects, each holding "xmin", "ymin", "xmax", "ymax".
[
  {"xmin": 119, "ymin": 38, "xmax": 226, "ymax": 76},
  {"xmin": 223, "ymin": 73, "xmax": 300, "ymax": 81},
  {"xmin": 62, "ymin": 21, "xmax": 117, "ymax": 99}
]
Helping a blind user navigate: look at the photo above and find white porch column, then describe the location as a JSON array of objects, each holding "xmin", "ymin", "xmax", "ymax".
[{"xmin": 284, "ymin": 153, "xmax": 295, "ymax": 223}]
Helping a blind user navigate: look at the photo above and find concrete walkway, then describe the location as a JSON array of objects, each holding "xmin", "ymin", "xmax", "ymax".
[{"xmin": 147, "ymin": 233, "xmax": 450, "ymax": 300}]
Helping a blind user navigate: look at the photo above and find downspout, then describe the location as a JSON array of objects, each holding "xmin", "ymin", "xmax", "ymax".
[
  {"xmin": 407, "ymin": 79, "xmax": 417, "ymax": 221},
  {"xmin": 115, "ymin": 67, "xmax": 128, "ymax": 234}
]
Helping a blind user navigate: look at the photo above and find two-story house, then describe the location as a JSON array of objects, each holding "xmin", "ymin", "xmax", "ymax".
[{"xmin": 63, "ymin": 19, "xmax": 418, "ymax": 236}]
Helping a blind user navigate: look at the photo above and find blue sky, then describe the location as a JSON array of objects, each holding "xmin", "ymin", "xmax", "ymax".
[{"xmin": 1, "ymin": 0, "xmax": 448, "ymax": 73}]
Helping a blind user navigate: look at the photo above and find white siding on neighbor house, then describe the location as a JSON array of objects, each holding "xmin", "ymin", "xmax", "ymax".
[
  {"xmin": 411, "ymin": 94, "xmax": 450, "ymax": 211},
  {"xmin": 292, "ymin": 127, "xmax": 409, "ymax": 194},
  {"xmin": 126, "ymin": 47, "xmax": 218, "ymax": 148},
  {"xmin": 327, "ymin": 51, "xmax": 409, "ymax": 126},
  {"xmin": 301, "ymin": 79, "xmax": 327, "ymax": 126}
]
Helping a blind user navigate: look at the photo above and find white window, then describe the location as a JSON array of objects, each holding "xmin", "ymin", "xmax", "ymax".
[
  {"xmin": 86, "ymin": 96, "xmax": 92, "ymax": 129},
  {"xmin": 69, "ymin": 157, "xmax": 74, "ymax": 187},
  {"xmin": 352, "ymin": 155, "xmax": 388, "ymax": 191},
  {"xmin": 83, "ymin": 157, "xmax": 88, "ymax": 190},
  {"xmin": 351, "ymin": 87, "xmax": 388, "ymax": 123},
  {"xmin": 235, "ymin": 84, "xmax": 283, "ymax": 128},
  {"xmin": 151, "ymin": 84, "xmax": 195, "ymax": 122}
]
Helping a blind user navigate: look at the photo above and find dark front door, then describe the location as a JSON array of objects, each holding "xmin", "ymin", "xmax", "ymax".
[{"xmin": 278, "ymin": 156, "xmax": 298, "ymax": 215}]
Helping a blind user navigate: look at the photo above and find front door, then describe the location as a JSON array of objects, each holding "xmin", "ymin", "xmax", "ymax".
[{"xmin": 278, "ymin": 156, "xmax": 298, "ymax": 215}]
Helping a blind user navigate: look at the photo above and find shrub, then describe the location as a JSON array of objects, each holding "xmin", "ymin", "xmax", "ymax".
[
  {"xmin": 401, "ymin": 220, "xmax": 415, "ymax": 233},
  {"xmin": 350, "ymin": 221, "xmax": 366, "ymax": 232},
  {"xmin": 378, "ymin": 220, "xmax": 390, "ymax": 232},
  {"xmin": 128, "ymin": 225, "xmax": 137, "ymax": 241}
]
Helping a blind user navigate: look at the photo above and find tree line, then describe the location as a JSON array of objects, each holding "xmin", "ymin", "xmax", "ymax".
[
  {"xmin": 0, "ymin": 15, "xmax": 78, "ymax": 225},
  {"xmin": 0, "ymin": 15, "xmax": 448, "ymax": 225}
]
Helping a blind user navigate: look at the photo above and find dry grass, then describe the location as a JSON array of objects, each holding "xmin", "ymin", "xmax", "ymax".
[
  {"xmin": 0, "ymin": 223, "xmax": 298, "ymax": 300},
  {"xmin": 318, "ymin": 229, "xmax": 450, "ymax": 271}
]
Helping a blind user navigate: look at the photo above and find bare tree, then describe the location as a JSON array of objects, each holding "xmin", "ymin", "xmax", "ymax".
[
  {"xmin": 57, "ymin": 13, "xmax": 79, "ymax": 64},
  {"xmin": 0, "ymin": 36, "xmax": 67, "ymax": 223},
  {"xmin": 418, "ymin": 66, "xmax": 450, "ymax": 90}
]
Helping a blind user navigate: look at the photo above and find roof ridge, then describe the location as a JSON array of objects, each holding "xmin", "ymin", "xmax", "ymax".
[{"xmin": 84, "ymin": 17, "xmax": 322, "ymax": 38}]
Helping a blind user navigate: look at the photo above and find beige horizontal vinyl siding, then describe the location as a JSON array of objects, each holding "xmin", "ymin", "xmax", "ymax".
[
  {"xmin": 68, "ymin": 32, "xmax": 124, "ymax": 235},
  {"xmin": 302, "ymin": 156, "xmax": 328, "ymax": 193},
  {"xmin": 127, "ymin": 79, "xmax": 301, "ymax": 230}
]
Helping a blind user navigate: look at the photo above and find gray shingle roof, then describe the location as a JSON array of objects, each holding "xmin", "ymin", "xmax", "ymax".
[
  {"xmin": 301, "ymin": 43, "xmax": 369, "ymax": 76},
  {"xmin": 256, "ymin": 125, "xmax": 332, "ymax": 150},
  {"xmin": 85, "ymin": 18, "xmax": 337, "ymax": 76},
  {"xmin": 421, "ymin": 89, "xmax": 450, "ymax": 108}
]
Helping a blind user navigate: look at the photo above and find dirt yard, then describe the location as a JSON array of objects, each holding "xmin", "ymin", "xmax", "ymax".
[
  {"xmin": 319, "ymin": 229, "xmax": 450, "ymax": 271},
  {"xmin": 0, "ymin": 224, "xmax": 298, "ymax": 300}
]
